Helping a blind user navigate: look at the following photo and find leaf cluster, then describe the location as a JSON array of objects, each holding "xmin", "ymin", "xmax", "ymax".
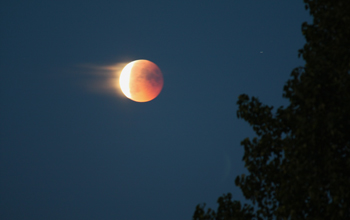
[{"xmin": 193, "ymin": 193, "xmax": 256, "ymax": 220}]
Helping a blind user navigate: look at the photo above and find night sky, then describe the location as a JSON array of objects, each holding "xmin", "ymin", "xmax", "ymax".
[{"xmin": 1, "ymin": 1, "xmax": 310, "ymax": 219}]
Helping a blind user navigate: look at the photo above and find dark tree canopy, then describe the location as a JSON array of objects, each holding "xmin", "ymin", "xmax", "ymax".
[
  {"xmin": 193, "ymin": 0, "xmax": 350, "ymax": 219},
  {"xmin": 193, "ymin": 194, "xmax": 255, "ymax": 220}
]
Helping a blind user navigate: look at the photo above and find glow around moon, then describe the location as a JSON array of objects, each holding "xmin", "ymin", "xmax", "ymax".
[{"xmin": 119, "ymin": 59, "xmax": 163, "ymax": 102}]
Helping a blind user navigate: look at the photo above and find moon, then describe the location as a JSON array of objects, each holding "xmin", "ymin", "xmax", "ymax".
[{"xmin": 119, "ymin": 60, "xmax": 163, "ymax": 102}]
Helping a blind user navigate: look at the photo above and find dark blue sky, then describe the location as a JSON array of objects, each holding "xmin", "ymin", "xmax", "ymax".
[{"xmin": 1, "ymin": 1, "xmax": 310, "ymax": 219}]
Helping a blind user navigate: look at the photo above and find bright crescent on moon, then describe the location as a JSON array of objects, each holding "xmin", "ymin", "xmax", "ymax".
[{"xmin": 119, "ymin": 61, "xmax": 135, "ymax": 99}]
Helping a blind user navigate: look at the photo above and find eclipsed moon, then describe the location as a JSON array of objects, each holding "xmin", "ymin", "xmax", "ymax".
[{"xmin": 119, "ymin": 60, "xmax": 163, "ymax": 102}]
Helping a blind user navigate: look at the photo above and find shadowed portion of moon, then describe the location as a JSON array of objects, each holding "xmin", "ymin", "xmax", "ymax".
[{"xmin": 122, "ymin": 60, "xmax": 163, "ymax": 102}]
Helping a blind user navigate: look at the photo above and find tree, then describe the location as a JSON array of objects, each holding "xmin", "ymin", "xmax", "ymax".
[{"xmin": 193, "ymin": 0, "xmax": 350, "ymax": 219}]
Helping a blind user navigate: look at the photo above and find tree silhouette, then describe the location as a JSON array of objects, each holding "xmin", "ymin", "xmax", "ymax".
[
  {"xmin": 193, "ymin": 194, "xmax": 255, "ymax": 220},
  {"xmin": 194, "ymin": 0, "xmax": 350, "ymax": 219}
]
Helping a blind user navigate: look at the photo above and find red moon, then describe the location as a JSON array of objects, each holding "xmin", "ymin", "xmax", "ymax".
[{"xmin": 119, "ymin": 60, "xmax": 163, "ymax": 102}]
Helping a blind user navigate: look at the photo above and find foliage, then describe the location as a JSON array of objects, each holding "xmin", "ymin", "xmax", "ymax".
[
  {"xmin": 193, "ymin": 0, "xmax": 350, "ymax": 219},
  {"xmin": 193, "ymin": 193, "xmax": 255, "ymax": 220}
]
